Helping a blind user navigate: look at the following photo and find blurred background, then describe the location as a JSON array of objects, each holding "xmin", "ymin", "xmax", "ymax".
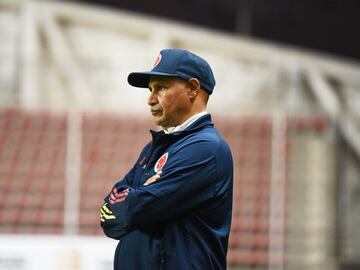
[{"xmin": 0, "ymin": 0, "xmax": 359, "ymax": 269}]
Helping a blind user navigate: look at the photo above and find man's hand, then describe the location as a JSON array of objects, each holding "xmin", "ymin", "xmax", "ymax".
[{"xmin": 143, "ymin": 170, "xmax": 162, "ymax": 186}]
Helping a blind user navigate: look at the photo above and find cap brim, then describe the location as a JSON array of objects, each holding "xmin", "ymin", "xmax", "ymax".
[{"xmin": 127, "ymin": 71, "xmax": 179, "ymax": 88}]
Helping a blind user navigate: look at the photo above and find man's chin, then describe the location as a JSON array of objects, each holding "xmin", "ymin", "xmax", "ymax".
[{"xmin": 152, "ymin": 116, "xmax": 164, "ymax": 127}]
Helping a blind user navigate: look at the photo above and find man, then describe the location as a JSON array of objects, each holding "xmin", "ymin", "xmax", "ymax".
[{"xmin": 100, "ymin": 49, "xmax": 233, "ymax": 270}]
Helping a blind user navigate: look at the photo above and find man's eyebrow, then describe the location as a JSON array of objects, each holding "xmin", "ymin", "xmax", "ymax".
[{"xmin": 154, "ymin": 79, "xmax": 168, "ymax": 84}]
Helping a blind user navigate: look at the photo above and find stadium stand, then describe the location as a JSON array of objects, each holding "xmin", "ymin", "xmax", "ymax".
[{"xmin": 0, "ymin": 108, "xmax": 67, "ymax": 234}]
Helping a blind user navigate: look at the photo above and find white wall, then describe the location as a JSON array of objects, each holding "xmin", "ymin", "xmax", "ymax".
[{"xmin": 0, "ymin": 235, "xmax": 117, "ymax": 270}]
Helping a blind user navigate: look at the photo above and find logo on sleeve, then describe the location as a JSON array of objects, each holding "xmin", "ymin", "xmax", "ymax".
[{"xmin": 154, "ymin": 152, "xmax": 168, "ymax": 172}]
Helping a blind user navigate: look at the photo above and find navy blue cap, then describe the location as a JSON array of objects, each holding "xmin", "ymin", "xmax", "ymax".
[{"xmin": 127, "ymin": 49, "xmax": 216, "ymax": 94}]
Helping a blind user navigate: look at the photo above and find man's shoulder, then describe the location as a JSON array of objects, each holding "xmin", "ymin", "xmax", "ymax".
[
  {"xmin": 173, "ymin": 126, "xmax": 229, "ymax": 154},
  {"xmin": 197, "ymin": 125, "xmax": 229, "ymax": 145}
]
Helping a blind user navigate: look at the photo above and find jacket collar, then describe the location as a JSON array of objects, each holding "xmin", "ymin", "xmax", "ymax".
[
  {"xmin": 164, "ymin": 112, "xmax": 208, "ymax": 134},
  {"xmin": 150, "ymin": 114, "xmax": 214, "ymax": 141}
]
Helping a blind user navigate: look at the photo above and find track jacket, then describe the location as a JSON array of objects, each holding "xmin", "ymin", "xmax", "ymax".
[{"xmin": 101, "ymin": 114, "xmax": 233, "ymax": 270}]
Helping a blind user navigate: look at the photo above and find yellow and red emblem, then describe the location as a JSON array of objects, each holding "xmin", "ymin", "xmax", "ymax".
[{"xmin": 154, "ymin": 152, "xmax": 168, "ymax": 172}]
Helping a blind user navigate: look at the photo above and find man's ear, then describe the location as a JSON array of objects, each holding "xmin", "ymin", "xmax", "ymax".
[{"xmin": 187, "ymin": 78, "xmax": 201, "ymax": 99}]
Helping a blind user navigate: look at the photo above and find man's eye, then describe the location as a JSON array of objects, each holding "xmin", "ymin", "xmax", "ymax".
[{"xmin": 149, "ymin": 85, "xmax": 167, "ymax": 92}]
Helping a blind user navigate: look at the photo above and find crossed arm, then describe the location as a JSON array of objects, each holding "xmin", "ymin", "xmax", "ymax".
[{"xmin": 100, "ymin": 140, "xmax": 219, "ymax": 239}]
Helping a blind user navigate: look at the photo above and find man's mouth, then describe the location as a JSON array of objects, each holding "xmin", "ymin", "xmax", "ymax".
[{"xmin": 151, "ymin": 109, "xmax": 162, "ymax": 116}]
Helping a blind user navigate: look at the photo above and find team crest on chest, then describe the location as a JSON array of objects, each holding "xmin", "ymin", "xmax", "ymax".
[{"xmin": 154, "ymin": 152, "xmax": 168, "ymax": 172}]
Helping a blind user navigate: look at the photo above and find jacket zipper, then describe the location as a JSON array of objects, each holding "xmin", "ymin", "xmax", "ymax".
[
  {"xmin": 144, "ymin": 137, "xmax": 159, "ymax": 172},
  {"xmin": 159, "ymin": 248, "xmax": 165, "ymax": 270},
  {"xmin": 144, "ymin": 135, "xmax": 163, "ymax": 176}
]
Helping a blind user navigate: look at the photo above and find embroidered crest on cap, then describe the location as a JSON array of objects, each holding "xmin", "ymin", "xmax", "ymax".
[
  {"xmin": 153, "ymin": 53, "xmax": 162, "ymax": 67},
  {"xmin": 154, "ymin": 152, "xmax": 168, "ymax": 172}
]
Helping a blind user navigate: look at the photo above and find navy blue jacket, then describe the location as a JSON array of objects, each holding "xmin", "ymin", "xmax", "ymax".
[{"xmin": 101, "ymin": 114, "xmax": 233, "ymax": 270}]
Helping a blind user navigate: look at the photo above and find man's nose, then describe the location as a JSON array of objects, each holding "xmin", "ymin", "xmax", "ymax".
[{"xmin": 147, "ymin": 91, "xmax": 158, "ymax": 106}]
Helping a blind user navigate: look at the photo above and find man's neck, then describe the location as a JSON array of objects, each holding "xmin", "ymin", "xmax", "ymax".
[{"xmin": 164, "ymin": 111, "xmax": 208, "ymax": 134}]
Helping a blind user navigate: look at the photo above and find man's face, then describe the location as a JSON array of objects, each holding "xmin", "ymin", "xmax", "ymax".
[{"xmin": 148, "ymin": 77, "xmax": 192, "ymax": 129}]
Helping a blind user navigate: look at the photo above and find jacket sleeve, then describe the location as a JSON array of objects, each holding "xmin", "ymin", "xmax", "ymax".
[
  {"xmin": 100, "ymin": 166, "xmax": 135, "ymax": 239},
  {"xmin": 100, "ymin": 143, "xmax": 151, "ymax": 239},
  {"xmin": 103, "ymin": 138, "xmax": 225, "ymax": 232}
]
